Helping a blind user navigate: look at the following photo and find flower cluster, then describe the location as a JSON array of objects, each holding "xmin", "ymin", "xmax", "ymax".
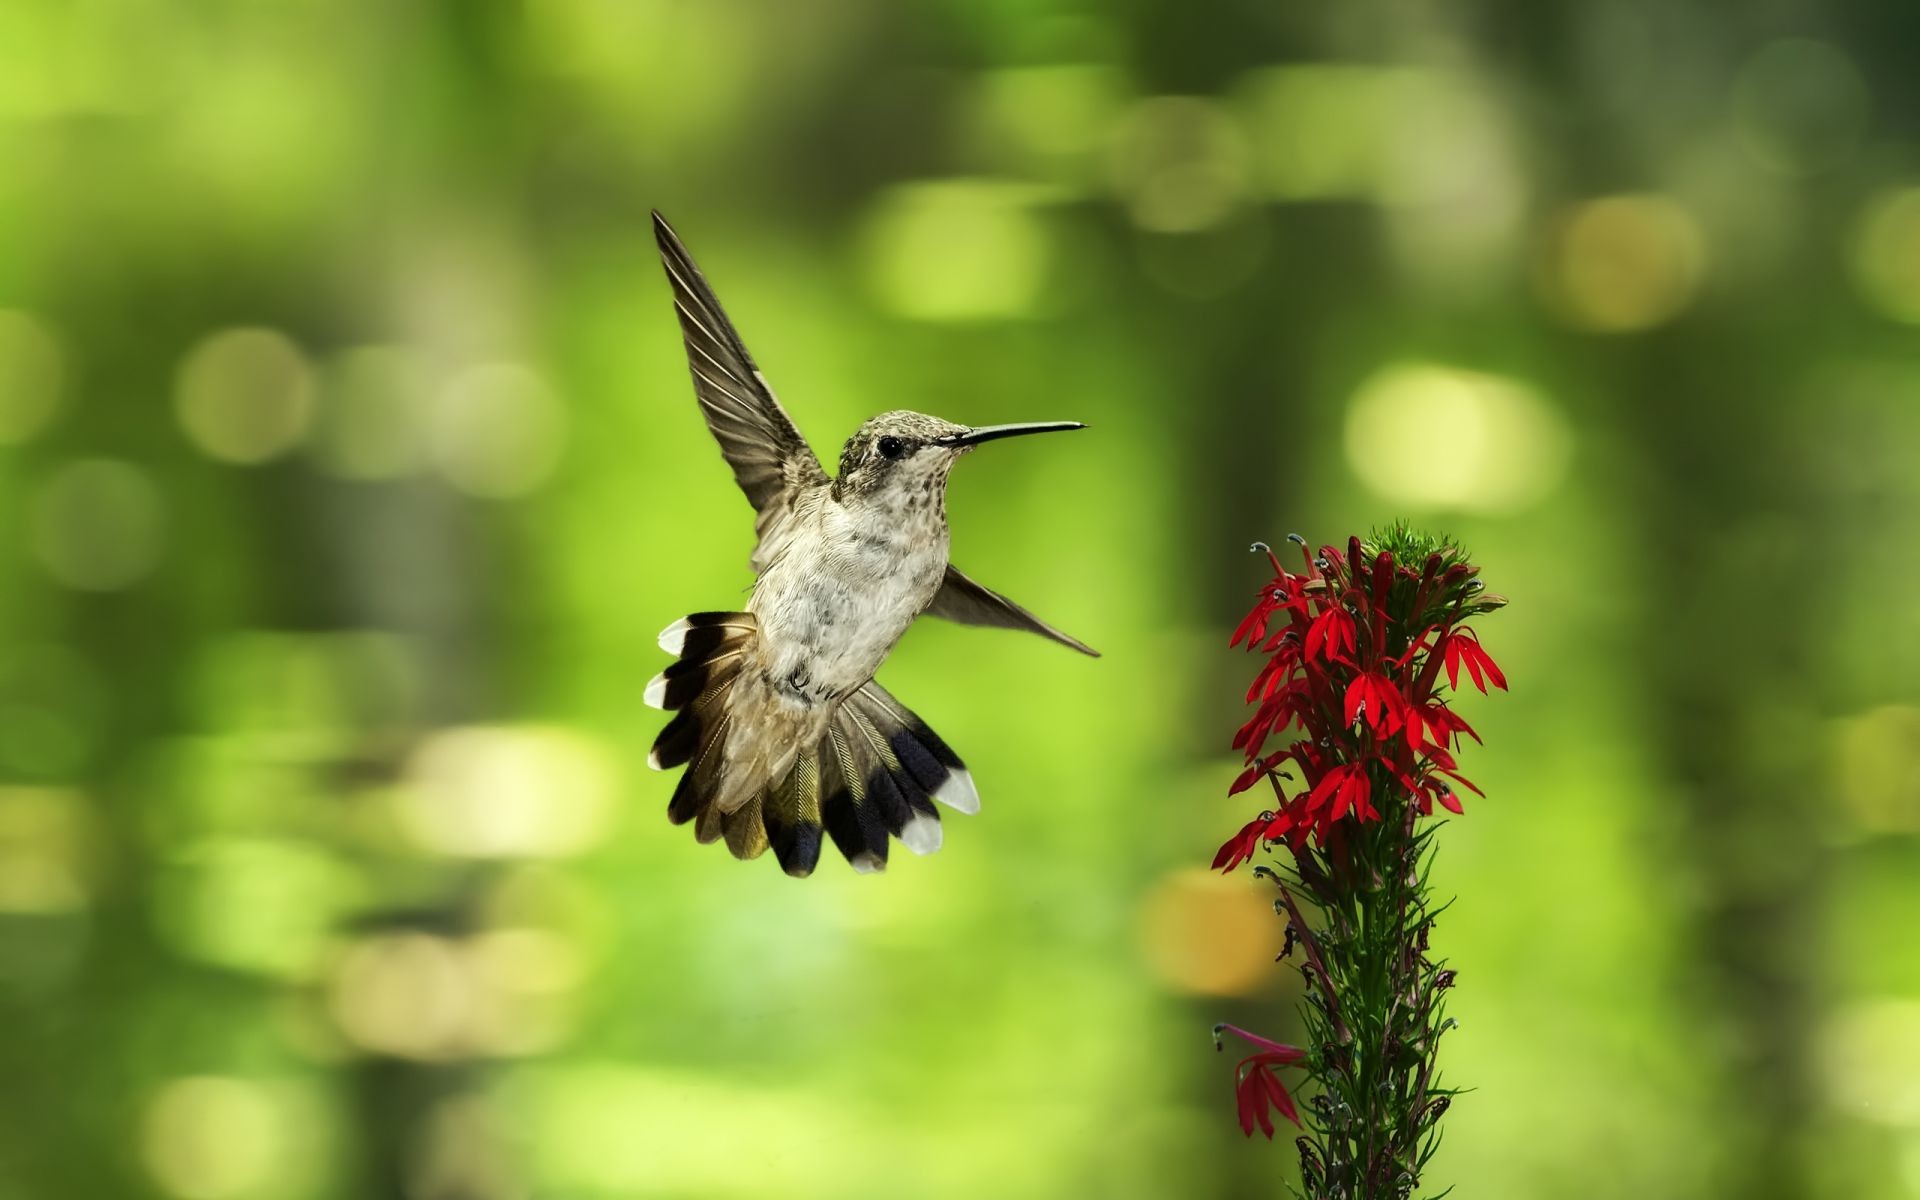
[
  {"xmin": 1206, "ymin": 527, "xmax": 1505, "ymax": 1189},
  {"xmin": 1215, "ymin": 532, "xmax": 1506, "ymax": 869}
]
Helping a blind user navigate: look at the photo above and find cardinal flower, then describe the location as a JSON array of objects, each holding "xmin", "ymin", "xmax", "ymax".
[
  {"xmin": 1443, "ymin": 630, "xmax": 1507, "ymax": 694},
  {"xmin": 1213, "ymin": 809, "xmax": 1290, "ymax": 871},
  {"xmin": 1214, "ymin": 1024, "xmax": 1306, "ymax": 1138}
]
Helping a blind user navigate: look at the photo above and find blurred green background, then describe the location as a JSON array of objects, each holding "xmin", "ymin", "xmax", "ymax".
[{"xmin": 2, "ymin": 2, "xmax": 1919, "ymax": 1198}]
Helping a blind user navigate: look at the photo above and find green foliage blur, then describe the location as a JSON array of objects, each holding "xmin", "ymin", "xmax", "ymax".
[{"xmin": 1, "ymin": 2, "xmax": 1918, "ymax": 1198}]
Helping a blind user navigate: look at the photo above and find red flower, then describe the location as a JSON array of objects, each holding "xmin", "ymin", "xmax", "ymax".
[
  {"xmin": 1231, "ymin": 572, "xmax": 1303, "ymax": 650},
  {"xmin": 1307, "ymin": 762, "xmax": 1376, "ymax": 822},
  {"xmin": 1219, "ymin": 534, "xmax": 1503, "ymax": 854},
  {"xmin": 1215, "ymin": 1023, "xmax": 1306, "ymax": 1137},
  {"xmin": 1343, "ymin": 671, "xmax": 1408, "ymax": 736},
  {"xmin": 1443, "ymin": 630, "xmax": 1507, "ymax": 694},
  {"xmin": 1212, "ymin": 810, "xmax": 1290, "ymax": 871},
  {"xmin": 1304, "ymin": 606, "xmax": 1356, "ymax": 664}
]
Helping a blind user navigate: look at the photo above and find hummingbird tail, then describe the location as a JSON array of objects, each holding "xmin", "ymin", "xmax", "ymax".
[
  {"xmin": 649, "ymin": 619, "xmax": 980, "ymax": 876},
  {"xmin": 647, "ymin": 609, "xmax": 755, "ymax": 817},
  {"xmin": 763, "ymin": 683, "xmax": 980, "ymax": 877}
]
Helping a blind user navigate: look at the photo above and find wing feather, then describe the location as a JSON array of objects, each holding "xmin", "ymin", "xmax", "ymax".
[
  {"xmin": 922, "ymin": 564, "xmax": 1100, "ymax": 657},
  {"xmin": 651, "ymin": 211, "xmax": 828, "ymax": 555}
]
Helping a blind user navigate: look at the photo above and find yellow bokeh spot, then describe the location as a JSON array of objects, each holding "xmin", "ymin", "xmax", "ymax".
[
  {"xmin": 1833, "ymin": 705, "xmax": 1920, "ymax": 834},
  {"xmin": 1110, "ymin": 96, "xmax": 1247, "ymax": 233},
  {"xmin": 1545, "ymin": 195, "xmax": 1706, "ymax": 332},
  {"xmin": 861, "ymin": 179, "xmax": 1051, "ymax": 322},
  {"xmin": 1821, "ymin": 998, "xmax": 1920, "ymax": 1126},
  {"xmin": 328, "ymin": 931, "xmax": 474, "ymax": 1061},
  {"xmin": 1850, "ymin": 188, "xmax": 1920, "ymax": 326},
  {"xmin": 0, "ymin": 787, "xmax": 91, "ymax": 914},
  {"xmin": 1138, "ymin": 867, "xmax": 1286, "ymax": 997},
  {"xmin": 1345, "ymin": 363, "xmax": 1570, "ymax": 513},
  {"xmin": 327, "ymin": 927, "xmax": 577, "ymax": 1060},
  {"xmin": 175, "ymin": 329, "xmax": 316, "ymax": 464},
  {"xmin": 30, "ymin": 458, "xmax": 167, "ymax": 591},
  {"xmin": 428, "ymin": 363, "xmax": 567, "ymax": 499},
  {"xmin": 470, "ymin": 926, "xmax": 586, "ymax": 996},
  {"xmin": 142, "ymin": 1076, "xmax": 282, "ymax": 1200},
  {"xmin": 0, "ymin": 310, "xmax": 65, "ymax": 444},
  {"xmin": 397, "ymin": 725, "xmax": 617, "ymax": 859}
]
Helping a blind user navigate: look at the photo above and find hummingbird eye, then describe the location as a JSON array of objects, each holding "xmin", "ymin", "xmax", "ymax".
[{"xmin": 876, "ymin": 436, "xmax": 906, "ymax": 460}]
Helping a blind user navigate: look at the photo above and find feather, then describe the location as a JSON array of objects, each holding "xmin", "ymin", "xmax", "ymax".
[
  {"xmin": 856, "ymin": 683, "xmax": 979, "ymax": 815},
  {"xmin": 821, "ymin": 719, "xmax": 889, "ymax": 872},
  {"xmin": 923, "ymin": 564, "xmax": 1098, "ymax": 658},
  {"xmin": 651, "ymin": 212, "xmax": 827, "ymax": 575},
  {"xmin": 765, "ymin": 749, "xmax": 825, "ymax": 877},
  {"xmin": 722, "ymin": 791, "xmax": 769, "ymax": 860}
]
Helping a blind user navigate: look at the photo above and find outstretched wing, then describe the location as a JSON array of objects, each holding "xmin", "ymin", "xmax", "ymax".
[
  {"xmin": 651, "ymin": 211, "xmax": 828, "ymax": 546},
  {"xmin": 922, "ymin": 565, "xmax": 1100, "ymax": 657}
]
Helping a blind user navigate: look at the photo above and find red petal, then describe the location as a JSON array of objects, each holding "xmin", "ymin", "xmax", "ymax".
[
  {"xmin": 1306, "ymin": 766, "xmax": 1343, "ymax": 813},
  {"xmin": 1305, "ymin": 612, "xmax": 1327, "ymax": 661},
  {"xmin": 1476, "ymin": 643, "xmax": 1508, "ymax": 691},
  {"xmin": 1230, "ymin": 607, "xmax": 1263, "ymax": 649},
  {"xmin": 1219, "ymin": 1025, "xmax": 1303, "ymax": 1059},
  {"xmin": 1261, "ymin": 1067, "xmax": 1301, "ymax": 1127},
  {"xmin": 1463, "ymin": 647, "xmax": 1486, "ymax": 693},
  {"xmin": 1341, "ymin": 770, "xmax": 1373, "ymax": 822}
]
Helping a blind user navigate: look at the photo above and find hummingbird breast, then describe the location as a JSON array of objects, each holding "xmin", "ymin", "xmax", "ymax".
[{"xmin": 748, "ymin": 490, "xmax": 950, "ymax": 709}]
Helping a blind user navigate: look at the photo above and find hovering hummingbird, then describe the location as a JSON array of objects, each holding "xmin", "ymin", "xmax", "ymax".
[{"xmin": 644, "ymin": 211, "xmax": 1096, "ymax": 877}]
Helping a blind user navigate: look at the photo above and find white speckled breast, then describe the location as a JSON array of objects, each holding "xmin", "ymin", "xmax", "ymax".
[{"xmin": 749, "ymin": 490, "xmax": 949, "ymax": 706}]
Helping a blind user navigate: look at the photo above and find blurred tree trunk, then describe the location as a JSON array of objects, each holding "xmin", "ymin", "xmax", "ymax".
[
  {"xmin": 1616, "ymin": 321, "xmax": 1826, "ymax": 1200},
  {"xmin": 1480, "ymin": 3, "xmax": 1832, "ymax": 1190}
]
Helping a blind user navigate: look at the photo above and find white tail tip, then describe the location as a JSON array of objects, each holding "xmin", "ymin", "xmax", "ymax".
[
  {"xmin": 657, "ymin": 619, "xmax": 690, "ymax": 656},
  {"xmin": 850, "ymin": 852, "xmax": 885, "ymax": 874},
  {"xmin": 901, "ymin": 813, "xmax": 943, "ymax": 855},
  {"xmin": 646, "ymin": 745, "xmax": 666, "ymax": 771},
  {"xmin": 933, "ymin": 769, "xmax": 979, "ymax": 815},
  {"xmin": 643, "ymin": 671, "xmax": 669, "ymax": 710}
]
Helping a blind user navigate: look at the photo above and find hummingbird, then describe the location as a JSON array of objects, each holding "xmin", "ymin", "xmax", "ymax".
[{"xmin": 644, "ymin": 211, "xmax": 1097, "ymax": 877}]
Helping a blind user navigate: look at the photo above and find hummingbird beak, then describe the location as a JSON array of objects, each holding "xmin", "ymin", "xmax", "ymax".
[{"xmin": 937, "ymin": 422, "xmax": 1087, "ymax": 448}]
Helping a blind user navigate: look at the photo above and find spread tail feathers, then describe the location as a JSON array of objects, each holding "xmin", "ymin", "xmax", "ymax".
[{"xmin": 649, "ymin": 614, "xmax": 976, "ymax": 877}]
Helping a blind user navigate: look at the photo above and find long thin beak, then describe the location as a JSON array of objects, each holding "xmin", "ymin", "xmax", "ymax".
[{"xmin": 937, "ymin": 421, "xmax": 1087, "ymax": 447}]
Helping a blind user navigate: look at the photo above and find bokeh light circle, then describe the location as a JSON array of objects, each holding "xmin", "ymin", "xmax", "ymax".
[
  {"xmin": 398, "ymin": 725, "xmax": 616, "ymax": 858},
  {"xmin": 861, "ymin": 180, "xmax": 1050, "ymax": 321},
  {"xmin": 1545, "ymin": 195, "xmax": 1706, "ymax": 333},
  {"xmin": 0, "ymin": 310, "xmax": 65, "ymax": 444},
  {"xmin": 142, "ymin": 1076, "xmax": 283, "ymax": 1200},
  {"xmin": 428, "ymin": 363, "xmax": 567, "ymax": 499},
  {"xmin": 174, "ymin": 328, "xmax": 316, "ymax": 464},
  {"xmin": 30, "ymin": 458, "xmax": 167, "ymax": 591},
  {"xmin": 1345, "ymin": 363, "xmax": 1570, "ymax": 513},
  {"xmin": 1850, "ymin": 188, "xmax": 1920, "ymax": 325}
]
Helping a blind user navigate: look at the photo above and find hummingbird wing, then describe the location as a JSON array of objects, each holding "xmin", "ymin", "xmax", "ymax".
[
  {"xmin": 923, "ymin": 565, "xmax": 1100, "ymax": 657},
  {"xmin": 651, "ymin": 211, "xmax": 828, "ymax": 539}
]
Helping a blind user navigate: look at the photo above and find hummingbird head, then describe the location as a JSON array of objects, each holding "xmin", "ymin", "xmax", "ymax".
[{"xmin": 834, "ymin": 411, "xmax": 1087, "ymax": 503}]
